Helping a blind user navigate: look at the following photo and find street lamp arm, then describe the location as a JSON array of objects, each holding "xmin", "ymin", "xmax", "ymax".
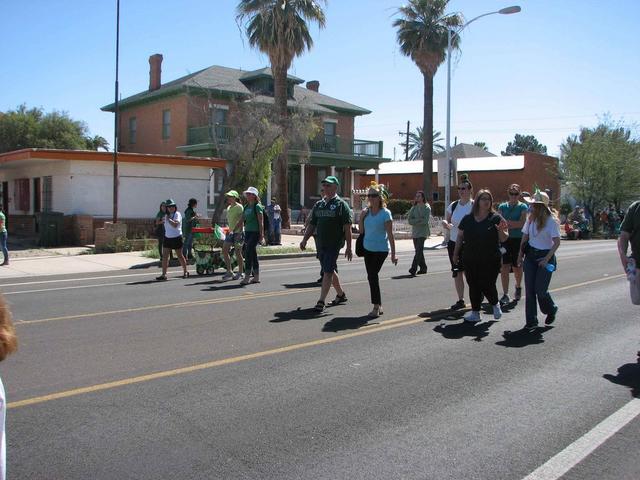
[{"xmin": 450, "ymin": 6, "xmax": 521, "ymax": 41}]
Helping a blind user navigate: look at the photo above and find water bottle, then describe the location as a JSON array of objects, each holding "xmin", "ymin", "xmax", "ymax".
[
  {"xmin": 545, "ymin": 263, "xmax": 555, "ymax": 272},
  {"xmin": 627, "ymin": 257, "xmax": 637, "ymax": 281}
]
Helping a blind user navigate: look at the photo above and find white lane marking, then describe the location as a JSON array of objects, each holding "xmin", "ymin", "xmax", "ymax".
[{"xmin": 522, "ymin": 398, "xmax": 640, "ymax": 480}]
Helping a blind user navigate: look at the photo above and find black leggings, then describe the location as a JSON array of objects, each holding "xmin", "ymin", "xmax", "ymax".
[
  {"xmin": 244, "ymin": 231, "xmax": 260, "ymax": 276},
  {"xmin": 463, "ymin": 258, "xmax": 500, "ymax": 311},
  {"xmin": 364, "ymin": 251, "xmax": 388, "ymax": 305}
]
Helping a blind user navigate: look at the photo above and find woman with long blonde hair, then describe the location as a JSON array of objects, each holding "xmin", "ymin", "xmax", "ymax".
[
  {"xmin": 517, "ymin": 190, "xmax": 561, "ymax": 331},
  {"xmin": 0, "ymin": 294, "xmax": 18, "ymax": 480}
]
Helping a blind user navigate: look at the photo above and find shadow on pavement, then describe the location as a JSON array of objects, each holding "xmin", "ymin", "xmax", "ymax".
[
  {"xmin": 322, "ymin": 315, "xmax": 374, "ymax": 332},
  {"xmin": 496, "ymin": 326, "xmax": 553, "ymax": 348},
  {"xmin": 129, "ymin": 261, "xmax": 161, "ymax": 270},
  {"xmin": 202, "ymin": 283, "xmax": 246, "ymax": 292},
  {"xmin": 603, "ymin": 354, "xmax": 640, "ymax": 398},
  {"xmin": 420, "ymin": 308, "xmax": 466, "ymax": 322},
  {"xmin": 391, "ymin": 274, "xmax": 416, "ymax": 280},
  {"xmin": 282, "ymin": 281, "xmax": 321, "ymax": 289},
  {"xmin": 270, "ymin": 307, "xmax": 328, "ymax": 323},
  {"xmin": 433, "ymin": 320, "xmax": 497, "ymax": 342}
]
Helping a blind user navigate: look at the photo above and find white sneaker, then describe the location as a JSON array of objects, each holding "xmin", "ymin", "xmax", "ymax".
[
  {"xmin": 464, "ymin": 310, "xmax": 481, "ymax": 323},
  {"xmin": 232, "ymin": 272, "xmax": 242, "ymax": 280},
  {"xmin": 493, "ymin": 304, "xmax": 503, "ymax": 320},
  {"xmin": 240, "ymin": 274, "xmax": 251, "ymax": 285},
  {"xmin": 222, "ymin": 272, "xmax": 234, "ymax": 281}
]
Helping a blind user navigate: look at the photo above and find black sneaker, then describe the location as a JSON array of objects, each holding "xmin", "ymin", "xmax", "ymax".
[
  {"xmin": 417, "ymin": 269, "xmax": 428, "ymax": 275},
  {"xmin": 514, "ymin": 287, "xmax": 522, "ymax": 301},
  {"xmin": 408, "ymin": 269, "xmax": 417, "ymax": 277},
  {"xmin": 450, "ymin": 300, "xmax": 465, "ymax": 310},
  {"xmin": 525, "ymin": 323, "xmax": 538, "ymax": 332},
  {"xmin": 545, "ymin": 307, "xmax": 558, "ymax": 325}
]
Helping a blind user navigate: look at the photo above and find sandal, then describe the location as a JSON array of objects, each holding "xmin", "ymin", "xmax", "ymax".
[
  {"xmin": 330, "ymin": 293, "xmax": 348, "ymax": 306},
  {"xmin": 314, "ymin": 301, "xmax": 326, "ymax": 312},
  {"xmin": 182, "ymin": 272, "xmax": 190, "ymax": 279},
  {"xmin": 368, "ymin": 306, "xmax": 383, "ymax": 318},
  {"xmin": 156, "ymin": 275, "xmax": 167, "ymax": 281}
]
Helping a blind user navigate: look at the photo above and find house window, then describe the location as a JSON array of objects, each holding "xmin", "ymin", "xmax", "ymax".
[
  {"xmin": 324, "ymin": 121, "xmax": 336, "ymax": 137},
  {"xmin": 212, "ymin": 106, "xmax": 228, "ymax": 125},
  {"xmin": 162, "ymin": 110, "xmax": 171, "ymax": 139},
  {"xmin": 129, "ymin": 117, "xmax": 137, "ymax": 144},
  {"xmin": 42, "ymin": 176, "xmax": 53, "ymax": 212},
  {"xmin": 14, "ymin": 178, "xmax": 30, "ymax": 212}
]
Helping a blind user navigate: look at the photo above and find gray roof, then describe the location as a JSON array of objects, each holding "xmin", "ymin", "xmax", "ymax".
[
  {"xmin": 434, "ymin": 143, "xmax": 496, "ymax": 159},
  {"xmin": 102, "ymin": 65, "xmax": 371, "ymax": 116}
]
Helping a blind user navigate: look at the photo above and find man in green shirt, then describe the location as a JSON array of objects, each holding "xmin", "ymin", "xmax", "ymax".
[
  {"xmin": 222, "ymin": 190, "xmax": 244, "ymax": 281},
  {"xmin": 0, "ymin": 205, "xmax": 7, "ymax": 266},
  {"xmin": 497, "ymin": 184, "xmax": 528, "ymax": 304},
  {"xmin": 300, "ymin": 176, "xmax": 353, "ymax": 312},
  {"xmin": 618, "ymin": 200, "xmax": 640, "ymax": 305}
]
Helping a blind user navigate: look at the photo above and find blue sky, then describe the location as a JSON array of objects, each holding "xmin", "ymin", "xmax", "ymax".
[{"xmin": 2, "ymin": 0, "xmax": 639, "ymax": 159}]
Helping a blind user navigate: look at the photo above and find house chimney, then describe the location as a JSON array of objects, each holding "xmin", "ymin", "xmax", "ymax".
[
  {"xmin": 149, "ymin": 54, "xmax": 163, "ymax": 91},
  {"xmin": 306, "ymin": 80, "xmax": 319, "ymax": 92}
]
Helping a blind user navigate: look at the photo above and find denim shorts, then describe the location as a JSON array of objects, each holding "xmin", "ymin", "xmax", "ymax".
[
  {"xmin": 224, "ymin": 232, "xmax": 244, "ymax": 245},
  {"xmin": 318, "ymin": 247, "xmax": 340, "ymax": 274}
]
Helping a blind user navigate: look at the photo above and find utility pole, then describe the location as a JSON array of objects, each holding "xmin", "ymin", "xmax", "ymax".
[
  {"xmin": 398, "ymin": 120, "xmax": 410, "ymax": 161},
  {"xmin": 112, "ymin": 0, "xmax": 120, "ymax": 223}
]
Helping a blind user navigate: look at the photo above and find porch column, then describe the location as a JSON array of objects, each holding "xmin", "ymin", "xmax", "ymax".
[
  {"xmin": 331, "ymin": 166, "xmax": 336, "ymax": 176},
  {"xmin": 300, "ymin": 163, "xmax": 305, "ymax": 208},
  {"xmin": 266, "ymin": 172, "xmax": 272, "ymax": 205},
  {"xmin": 350, "ymin": 169, "xmax": 355, "ymax": 206},
  {"xmin": 375, "ymin": 169, "xmax": 379, "ymax": 183}
]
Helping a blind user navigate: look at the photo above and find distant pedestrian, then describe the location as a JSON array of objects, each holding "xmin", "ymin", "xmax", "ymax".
[
  {"xmin": 517, "ymin": 190, "xmax": 561, "ymax": 330},
  {"xmin": 0, "ymin": 205, "xmax": 7, "ymax": 266},
  {"xmin": 222, "ymin": 190, "xmax": 245, "ymax": 281},
  {"xmin": 300, "ymin": 176, "xmax": 353, "ymax": 312},
  {"xmin": 453, "ymin": 189, "xmax": 509, "ymax": 323},
  {"xmin": 156, "ymin": 199, "xmax": 189, "ymax": 281},
  {"xmin": 266, "ymin": 197, "xmax": 282, "ymax": 245},
  {"xmin": 154, "ymin": 201, "xmax": 167, "ymax": 260},
  {"xmin": 359, "ymin": 184, "xmax": 397, "ymax": 318},
  {"xmin": 0, "ymin": 294, "xmax": 19, "ymax": 480},
  {"xmin": 407, "ymin": 190, "xmax": 431, "ymax": 276},
  {"xmin": 497, "ymin": 184, "xmax": 528, "ymax": 304},
  {"xmin": 182, "ymin": 198, "xmax": 200, "ymax": 261},
  {"xmin": 240, "ymin": 187, "xmax": 264, "ymax": 285},
  {"xmin": 443, "ymin": 176, "xmax": 474, "ymax": 309},
  {"xmin": 618, "ymin": 200, "xmax": 640, "ymax": 305}
]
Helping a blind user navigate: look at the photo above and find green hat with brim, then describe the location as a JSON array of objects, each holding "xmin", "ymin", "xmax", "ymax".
[
  {"xmin": 321, "ymin": 175, "xmax": 340, "ymax": 186},
  {"xmin": 165, "ymin": 198, "xmax": 176, "ymax": 207},
  {"xmin": 225, "ymin": 190, "xmax": 240, "ymax": 199}
]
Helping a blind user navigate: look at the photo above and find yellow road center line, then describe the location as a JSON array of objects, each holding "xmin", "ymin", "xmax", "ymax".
[{"xmin": 8, "ymin": 273, "xmax": 623, "ymax": 409}]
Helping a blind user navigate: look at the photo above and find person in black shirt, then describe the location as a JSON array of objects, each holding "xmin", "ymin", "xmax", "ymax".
[{"xmin": 453, "ymin": 189, "xmax": 509, "ymax": 322}]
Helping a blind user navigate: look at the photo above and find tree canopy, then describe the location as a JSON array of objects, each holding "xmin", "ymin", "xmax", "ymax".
[
  {"xmin": 0, "ymin": 104, "xmax": 109, "ymax": 153},
  {"xmin": 560, "ymin": 121, "xmax": 640, "ymax": 213},
  {"xmin": 501, "ymin": 134, "xmax": 547, "ymax": 155}
]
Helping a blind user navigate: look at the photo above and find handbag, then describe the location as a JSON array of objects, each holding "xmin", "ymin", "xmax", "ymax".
[{"xmin": 355, "ymin": 210, "xmax": 368, "ymax": 257}]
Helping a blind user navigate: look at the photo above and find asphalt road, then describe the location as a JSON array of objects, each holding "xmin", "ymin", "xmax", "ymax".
[{"xmin": 1, "ymin": 240, "xmax": 638, "ymax": 479}]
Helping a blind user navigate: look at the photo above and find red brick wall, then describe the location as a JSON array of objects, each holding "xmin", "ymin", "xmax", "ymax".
[
  {"xmin": 119, "ymin": 95, "xmax": 188, "ymax": 155},
  {"xmin": 359, "ymin": 152, "xmax": 560, "ymax": 206}
]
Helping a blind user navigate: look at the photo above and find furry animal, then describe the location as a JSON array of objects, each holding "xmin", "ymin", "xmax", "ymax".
[{"xmin": 0, "ymin": 295, "xmax": 17, "ymax": 361}]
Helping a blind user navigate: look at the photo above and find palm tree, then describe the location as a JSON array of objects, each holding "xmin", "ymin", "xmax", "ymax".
[
  {"xmin": 393, "ymin": 0, "xmax": 462, "ymax": 198},
  {"xmin": 473, "ymin": 141, "xmax": 488, "ymax": 152},
  {"xmin": 236, "ymin": 0, "xmax": 327, "ymax": 228},
  {"xmin": 401, "ymin": 126, "xmax": 444, "ymax": 160},
  {"xmin": 85, "ymin": 135, "xmax": 110, "ymax": 151}
]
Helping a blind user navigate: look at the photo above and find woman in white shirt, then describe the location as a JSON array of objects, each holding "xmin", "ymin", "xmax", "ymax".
[
  {"xmin": 442, "ymin": 176, "xmax": 473, "ymax": 310},
  {"xmin": 517, "ymin": 190, "xmax": 561, "ymax": 331},
  {"xmin": 156, "ymin": 199, "xmax": 189, "ymax": 281}
]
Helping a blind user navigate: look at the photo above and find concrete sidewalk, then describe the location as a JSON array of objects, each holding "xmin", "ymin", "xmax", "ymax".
[{"xmin": 0, "ymin": 234, "xmax": 445, "ymax": 279}]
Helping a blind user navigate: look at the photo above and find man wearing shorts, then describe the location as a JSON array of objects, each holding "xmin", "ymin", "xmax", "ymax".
[
  {"xmin": 222, "ymin": 190, "xmax": 245, "ymax": 281},
  {"xmin": 300, "ymin": 176, "xmax": 353, "ymax": 312},
  {"xmin": 498, "ymin": 183, "xmax": 528, "ymax": 305},
  {"xmin": 618, "ymin": 199, "xmax": 640, "ymax": 306}
]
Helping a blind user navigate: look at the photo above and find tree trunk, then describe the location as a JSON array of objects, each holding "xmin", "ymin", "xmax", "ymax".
[
  {"xmin": 273, "ymin": 64, "xmax": 290, "ymax": 228},
  {"xmin": 422, "ymin": 73, "xmax": 434, "ymax": 201}
]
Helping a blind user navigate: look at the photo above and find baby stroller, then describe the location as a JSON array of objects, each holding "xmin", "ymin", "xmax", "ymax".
[{"xmin": 192, "ymin": 225, "xmax": 237, "ymax": 275}]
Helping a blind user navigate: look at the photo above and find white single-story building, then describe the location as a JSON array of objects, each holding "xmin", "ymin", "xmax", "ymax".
[{"xmin": 0, "ymin": 149, "xmax": 226, "ymax": 219}]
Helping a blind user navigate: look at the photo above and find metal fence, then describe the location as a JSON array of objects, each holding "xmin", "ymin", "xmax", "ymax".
[{"xmin": 392, "ymin": 214, "xmax": 444, "ymax": 236}]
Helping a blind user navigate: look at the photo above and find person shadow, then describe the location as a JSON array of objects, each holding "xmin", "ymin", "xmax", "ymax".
[
  {"xmin": 603, "ymin": 353, "xmax": 640, "ymax": 398},
  {"xmin": 433, "ymin": 320, "xmax": 498, "ymax": 342},
  {"xmin": 270, "ymin": 307, "xmax": 329, "ymax": 323},
  {"xmin": 322, "ymin": 315, "xmax": 373, "ymax": 332},
  {"xmin": 496, "ymin": 326, "xmax": 554, "ymax": 348},
  {"xmin": 419, "ymin": 308, "xmax": 466, "ymax": 323},
  {"xmin": 282, "ymin": 281, "xmax": 321, "ymax": 289}
]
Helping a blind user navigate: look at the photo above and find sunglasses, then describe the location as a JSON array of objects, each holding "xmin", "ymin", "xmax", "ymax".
[
  {"xmin": 458, "ymin": 187, "xmax": 469, "ymax": 191},
  {"xmin": 509, "ymin": 191, "xmax": 520, "ymax": 196}
]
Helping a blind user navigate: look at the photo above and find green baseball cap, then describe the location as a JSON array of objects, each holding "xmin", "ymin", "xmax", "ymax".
[
  {"xmin": 225, "ymin": 190, "xmax": 240, "ymax": 199},
  {"xmin": 321, "ymin": 175, "xmax": 340, "ymax": 186},
  {"xmin": 165, "ymin": 198, "xmax": 176, "ymax": 207}
]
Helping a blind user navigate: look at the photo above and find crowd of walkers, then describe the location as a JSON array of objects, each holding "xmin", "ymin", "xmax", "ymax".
[{"xmin": 151, "ymin": 175, "xmax": 567, "ymax": 330}]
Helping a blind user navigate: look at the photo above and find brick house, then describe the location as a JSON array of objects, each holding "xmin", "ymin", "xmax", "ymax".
[
  {"xmin": 359, "ymin": 151, "xmax": 560, "ymax": 211},
  {"xmin": 101, "ymin": 54, "xmax": 390, "ymax": 210}
]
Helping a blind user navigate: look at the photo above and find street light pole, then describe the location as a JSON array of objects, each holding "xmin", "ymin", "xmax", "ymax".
[
  {"xmin": 112, "ymin": 0, "xmax": 120, "ymax": 223},
  {"xmin": 444, "ymin": 5, "xmax": 521, "ymax": 207}
]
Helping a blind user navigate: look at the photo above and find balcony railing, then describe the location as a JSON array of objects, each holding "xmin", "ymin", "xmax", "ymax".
[{"xmin": 186, "ymin": 126, "xmax": 382, "ymax": 158}]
